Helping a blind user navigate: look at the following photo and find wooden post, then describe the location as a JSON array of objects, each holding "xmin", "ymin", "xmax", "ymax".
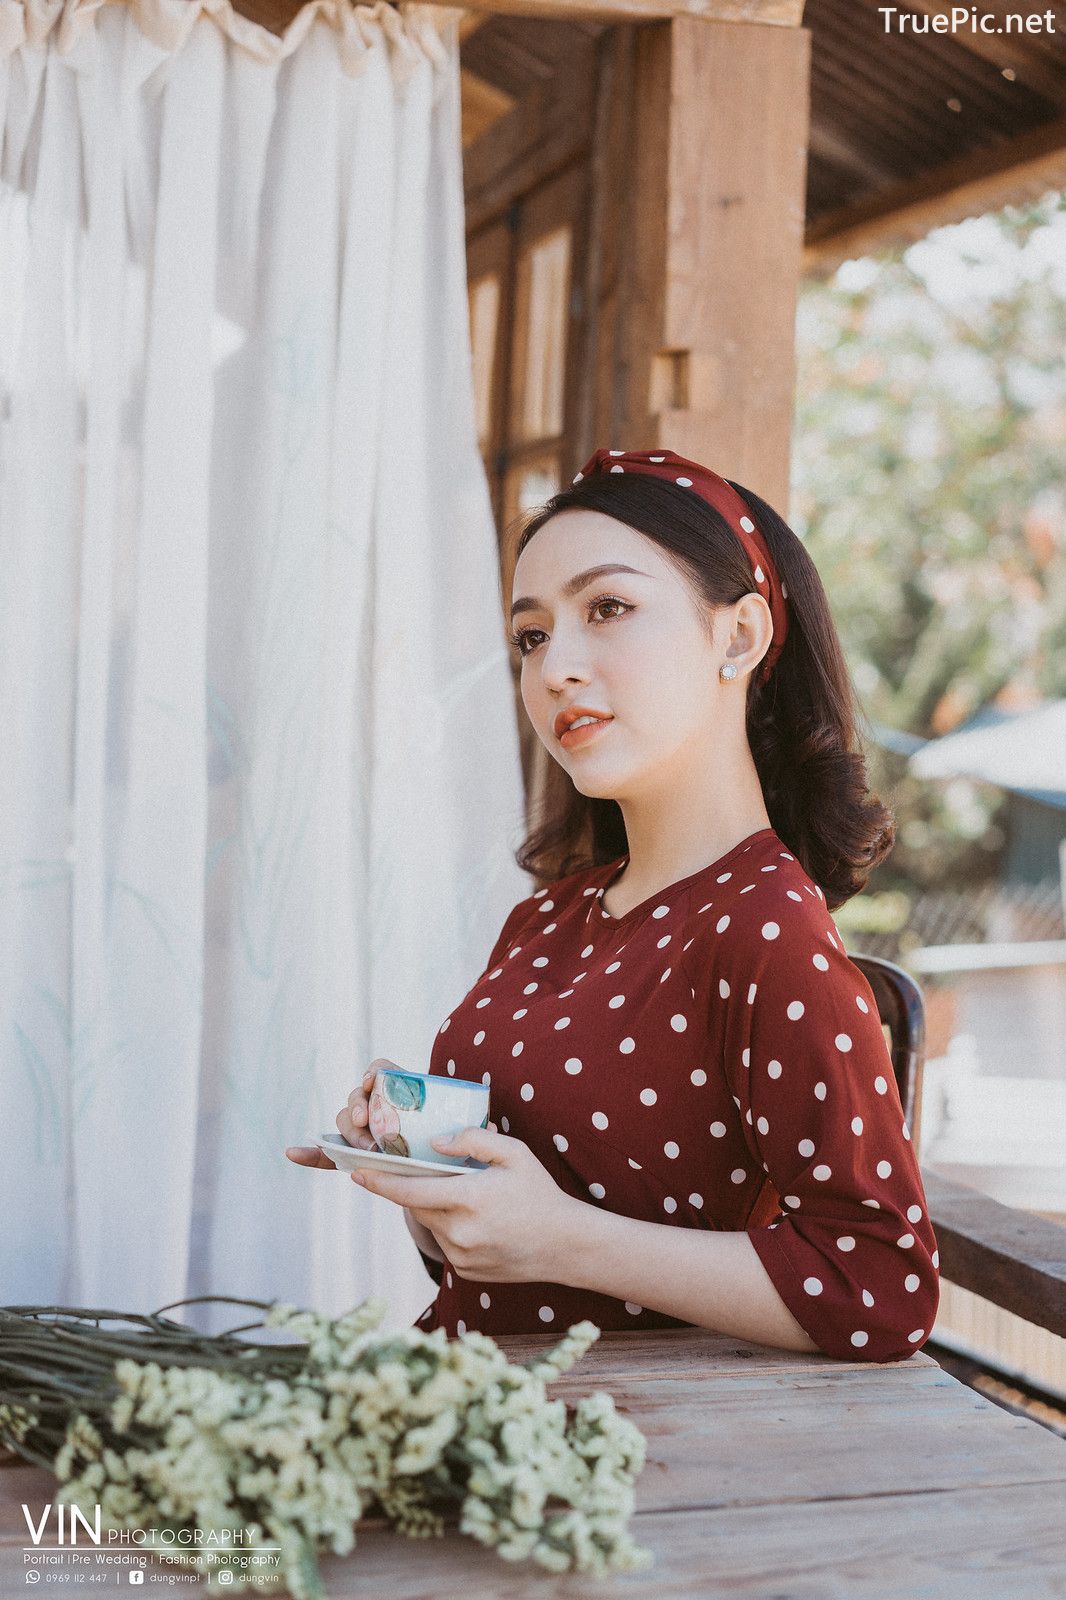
[{"xmin": 579, "ymin": 18, "xmax": 810, "ymax": 514}]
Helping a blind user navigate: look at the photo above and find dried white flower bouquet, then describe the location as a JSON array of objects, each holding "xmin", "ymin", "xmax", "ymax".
[{"xmin": 0, "ymin": 1296, "xmax": 654, "ymax": 1596}]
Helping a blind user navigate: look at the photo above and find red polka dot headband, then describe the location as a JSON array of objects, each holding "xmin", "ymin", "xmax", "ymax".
[{"xmin": 571, "ymin": 446, "xmax": 790, "ymax": 684}]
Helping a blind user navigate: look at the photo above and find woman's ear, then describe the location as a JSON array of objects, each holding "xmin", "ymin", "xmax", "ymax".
[{"xmin": 726, "ymin": 593, "xmax": 774, "ymax": 677}]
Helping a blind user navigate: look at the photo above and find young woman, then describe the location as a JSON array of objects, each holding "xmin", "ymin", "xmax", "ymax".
[{"xmin": 289, "ymin": 446, "xmax": 940, "ymax": 1363}]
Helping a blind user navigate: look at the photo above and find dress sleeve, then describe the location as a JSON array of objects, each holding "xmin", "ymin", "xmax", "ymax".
[
  {"xmin": 477, "ymin": 892, "xmax": 539, "ymax": 979},
  {"xmin": 718, "ymin": 908, "xmax": 940, "ymax": 1363}
]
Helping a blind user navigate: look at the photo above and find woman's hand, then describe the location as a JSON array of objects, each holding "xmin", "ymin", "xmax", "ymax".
[
  {"xmin": 284, "ymin": 1058, "xmax": 397, "ymax": 1167},
  {"xmin": 349, "ymin": 1126, "xmax": 580, "ymax": 1285}
]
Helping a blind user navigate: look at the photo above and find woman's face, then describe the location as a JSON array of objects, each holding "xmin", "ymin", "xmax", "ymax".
[{"xmin": 510, "ymin": 508, "xmax": 736, "ymax": 801}]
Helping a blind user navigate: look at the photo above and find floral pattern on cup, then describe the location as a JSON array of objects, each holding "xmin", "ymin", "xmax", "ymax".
[
  {"xmin": 369, "ymin": 1072, "xmax": 426, "ymax": 1157},
  {"xmin": 365, "ymin": 1068, "xmax": 487, "ymax": 1165}
]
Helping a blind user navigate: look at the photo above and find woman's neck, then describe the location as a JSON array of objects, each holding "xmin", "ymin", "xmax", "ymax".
[
  {"xmin": 606, "ymin": 742, "xmax": 771, "ymax": 915},
  {"xmin": 603, "ymin": 816, "xmax": 772, "ymax": 916}
]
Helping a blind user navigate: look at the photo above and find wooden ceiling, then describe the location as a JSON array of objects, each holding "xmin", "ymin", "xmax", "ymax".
[
  {"xmin": 233, "ymin": 0, "xmax": 1066, "ymax": 268},
  {"xmin": 803, "ymin": 0, "xmax": 1066, "ymax": 264}
]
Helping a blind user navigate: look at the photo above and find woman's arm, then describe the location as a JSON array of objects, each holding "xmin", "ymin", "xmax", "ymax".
[
  {"xmin": 405, "ymin": 1207, "xmax": 445, "ymax": 1264},
  {"xmin": 553, "ymin": 1203, "xmax": 820, "ymax": 1353}
]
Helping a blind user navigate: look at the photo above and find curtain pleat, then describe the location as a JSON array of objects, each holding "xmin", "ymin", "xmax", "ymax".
[{"xmin": 0, "ymin": 0, "xmax": 530, "ymax": 1332}]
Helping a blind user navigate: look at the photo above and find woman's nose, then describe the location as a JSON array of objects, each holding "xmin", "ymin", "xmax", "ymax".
[{"xmin": 539, "ymin": 634, "xmax": 591, "ymax": 692}]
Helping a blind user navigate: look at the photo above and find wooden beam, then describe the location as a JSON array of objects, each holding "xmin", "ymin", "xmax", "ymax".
[
  {"xmin": 805, "ymin": 114, "xmax": 1066, "ymax": 276},
  {"xmin": 461, "ymin": 68, "xmax": 515, "ymax": 147},
  {"xmin": 807, "ymin": 117, "xmax": 900, "ymax": 188},
  {"xmin": 463, "ymin": 40, "xmax": 598, "ymax": 234},
  {"xmin": 577, "ymin": 19, "xmax": 810, "ymax": 513},
  {"xmin": 444, "ymin": 0, "xmax": 803, "ymax": 21},
  {"xmin": 232, "ymin": 0, "xmax": 802, "ymax": 30},
  {"xmin": 901, "ymin": 0, "xmax": 1066, "ymax": 110},
  {"xmin": 923, "ymin": 1166, "xmax": 1066, "ymax": 1340}
]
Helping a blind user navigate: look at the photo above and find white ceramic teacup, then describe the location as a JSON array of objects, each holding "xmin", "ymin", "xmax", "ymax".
[{"xmin": 367, "ymin": 1068, "xmax": 490, "ymax": 1167}]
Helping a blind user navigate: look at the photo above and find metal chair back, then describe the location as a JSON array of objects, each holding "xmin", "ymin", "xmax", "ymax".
[{"xmin": 851, "ymin": 953, "xmax": 927, "ymax": 1155}]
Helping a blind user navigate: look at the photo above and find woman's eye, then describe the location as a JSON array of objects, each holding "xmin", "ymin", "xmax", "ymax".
[
  {"xmin": 591, "ymin": 597, "xmax": 628, "ymax": 623},
  {"xmin": 509, "ymin": 596, "xmax": 631, "ymax": 658},
  {"xmin": 509, "ymin": 627, "xmax": 544, "ymax": 656}
]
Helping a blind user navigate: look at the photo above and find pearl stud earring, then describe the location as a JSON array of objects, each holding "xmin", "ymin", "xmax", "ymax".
[{"xmin": 719, "ymin": 663, "xmax": 738, "ymax": 681}]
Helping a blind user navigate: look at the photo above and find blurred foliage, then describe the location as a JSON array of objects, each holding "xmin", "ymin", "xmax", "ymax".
[
  {"xmin": 833, "ymin": 889, "xmax": 927, "ymax": 970},
  {"xmin": 833, "ymin": 889, "xmax": 912, "ymax": 937},
  {"xmin": 792, "ymin": 190, "xmax": 1066, "ymax": 894}
]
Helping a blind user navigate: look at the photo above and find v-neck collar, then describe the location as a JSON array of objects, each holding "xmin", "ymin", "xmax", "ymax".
[{"xmin": 588, "ymin": 827, "xmax": 779, "ymax": 928}]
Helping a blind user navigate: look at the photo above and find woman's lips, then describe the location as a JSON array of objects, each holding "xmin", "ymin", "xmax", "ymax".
[{"xmin": 559, "ymin": 717, "xmax": 614, "ymax": 750}]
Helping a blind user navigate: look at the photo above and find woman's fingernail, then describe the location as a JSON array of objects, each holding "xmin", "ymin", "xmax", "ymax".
[{"xmin": 351, "ymin": 1172, "xmax": 366, "ymax": 1186}]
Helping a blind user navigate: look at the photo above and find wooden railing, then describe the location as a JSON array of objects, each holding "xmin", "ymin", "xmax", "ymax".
[
  {"xmin": 922, "ymin": 1164, "xmax": 1066, "ymax": 1426},
  {"xmin": 922, "ymin": 1166, "xmax": 1066, "ymax": 1340}
]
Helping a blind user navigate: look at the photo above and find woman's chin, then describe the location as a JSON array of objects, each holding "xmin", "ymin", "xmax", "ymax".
[
  {"xmin": 564, "ymin": 762, "xmax": 629, "ymax": 799},
  {"xmin": 545, "ymin": 735, "xmax": 636, "ymax": 796}
]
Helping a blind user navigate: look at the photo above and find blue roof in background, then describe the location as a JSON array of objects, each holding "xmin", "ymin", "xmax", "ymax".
[{"xmin": 867, "ymin": 701, "xmax": 1066, "ymax": 812}]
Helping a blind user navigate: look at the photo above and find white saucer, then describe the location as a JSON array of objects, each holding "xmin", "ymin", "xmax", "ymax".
[{"xmin": 312, "ymin": 1133, "xmax": 487, "ymax": 1178}]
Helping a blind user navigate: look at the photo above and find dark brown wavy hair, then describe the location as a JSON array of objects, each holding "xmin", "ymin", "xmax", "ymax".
[{"xmin": 509, "ymin": 472, "xmax": 894, "ymax": 912}]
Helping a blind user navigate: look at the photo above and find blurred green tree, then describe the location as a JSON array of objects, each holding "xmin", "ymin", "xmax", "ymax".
[{"xmin": 793, "ymin": 189, "xmax": 1066, "ymax": 894}]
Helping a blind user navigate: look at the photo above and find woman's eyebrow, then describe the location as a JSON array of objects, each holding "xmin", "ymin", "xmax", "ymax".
[{"xmin": 510, "ymin": 563, "xmax": 652, "ymax": 621}]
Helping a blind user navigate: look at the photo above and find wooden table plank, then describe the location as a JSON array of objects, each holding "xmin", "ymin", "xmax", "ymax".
[
  {"xmin": 535, "ymin": 1366, "xmax": 1066, "ymax": 1510},
  {"xmin": 306, "ymin": 1481, "xmax": 1066, "ymax": 1598},
  {"xmin": 5, "ymin": 1481, "xmax": 1066, "ymax": 1600},
  {"xmin": 2, "ymin": 1329, "xmax": 1062, "ymax": 1600},
  {"xmin": 5, "ymin": 1366, "xmax": 1063, "ymax": 1537},
  {"xmin": 492, "ymin": 1325, "xmax": 943, "ymax": 1380},
  {"xmin": 0, "ymin": 1467, "xmax": 56, "ymax": 1546}
]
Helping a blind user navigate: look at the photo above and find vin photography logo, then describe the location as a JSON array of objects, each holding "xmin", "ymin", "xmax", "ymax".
[{"xmin": 21, "ymin": 1502, "xmax": 284, "ymax": 1582}]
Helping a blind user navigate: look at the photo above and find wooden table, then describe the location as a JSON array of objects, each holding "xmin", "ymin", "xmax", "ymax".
[{"xmin": 3, "ymin": 1326, "xmax": 1065, "ymax": 1597}]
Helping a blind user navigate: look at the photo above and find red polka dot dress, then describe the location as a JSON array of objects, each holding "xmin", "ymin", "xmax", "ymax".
[{"xmin": 412, "ymin": 826, "xmax": 940, "ymax": 1361}]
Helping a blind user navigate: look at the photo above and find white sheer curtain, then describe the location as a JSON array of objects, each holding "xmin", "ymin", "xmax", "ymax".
[{"xmin": 0, "ymin": 0, "xmax": 530, "ymax": 1331}]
